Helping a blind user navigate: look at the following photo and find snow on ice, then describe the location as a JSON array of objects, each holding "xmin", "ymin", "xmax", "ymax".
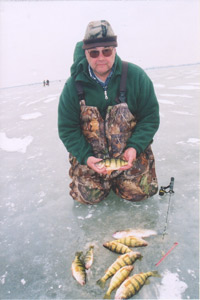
[
  {"xmin": 21, "ymin": 112, "xmax": 43, "ymax": 120},
  {"xmin": 159, "ymin": 270, "xmax": 188, "ymax": 299},
  {"xmin": 0, "ymin": 132, "xmax": 33, "ymax": 153}
]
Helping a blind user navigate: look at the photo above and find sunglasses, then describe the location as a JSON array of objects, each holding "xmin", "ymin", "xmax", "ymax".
[{"xmin": 87, "ymin": 47, "xmax": 114, "ymax": 58}]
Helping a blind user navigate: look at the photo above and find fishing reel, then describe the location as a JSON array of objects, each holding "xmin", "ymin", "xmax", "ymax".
[{"xmin": 159, "ymin": 177, "xmax": 175, "ymax": 196}]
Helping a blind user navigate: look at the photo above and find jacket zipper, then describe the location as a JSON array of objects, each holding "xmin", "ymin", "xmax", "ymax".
[{"xmin": 104, "ymin": 90, "xmax": 108, "ymax": 100}]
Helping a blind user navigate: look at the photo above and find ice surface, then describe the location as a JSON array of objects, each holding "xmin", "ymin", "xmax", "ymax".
[{"xmin": 0, "ymin": 64, "xmax": 199, "ymax": 299}]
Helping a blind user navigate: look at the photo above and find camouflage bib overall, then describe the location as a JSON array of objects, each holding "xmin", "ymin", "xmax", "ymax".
[{"xmin": 69, "ymin": 100, "xmax": 158, "ymax": 204}]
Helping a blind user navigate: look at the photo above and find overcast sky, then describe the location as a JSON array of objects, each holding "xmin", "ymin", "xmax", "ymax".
[{"xmin": 0, "ymin": 0, "xmax": 200, "ymax": 88}]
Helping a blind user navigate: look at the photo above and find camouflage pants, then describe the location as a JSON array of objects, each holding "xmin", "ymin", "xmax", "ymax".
[
  {"xmin": 69, "ymin": 101, "xmax": 158, "ymax": 204},
  {"xmin": 69, "ymin": 146, "xmax": 158, "ymax": 204}
]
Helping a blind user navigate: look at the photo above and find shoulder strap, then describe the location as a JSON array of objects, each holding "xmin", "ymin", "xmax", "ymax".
[
  {"xmin": 117, "ymin": 61, "xmax": 128, "ymax": 103},
  {"xmin": 75, "ymin": 80, "xmax": 85, "ymax": 101},
  {"xmin": 75, "ymin": 60, "xmax": 129, "ymax": 103}
]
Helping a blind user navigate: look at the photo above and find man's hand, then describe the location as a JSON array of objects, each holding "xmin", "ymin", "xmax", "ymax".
[
  {"xmin": 87, "ymin": 156, "xmax": 107, "ymax": 174},
  {"xmin": 120, "ymin": 147, "xmax": 137, "ymax": 171}
]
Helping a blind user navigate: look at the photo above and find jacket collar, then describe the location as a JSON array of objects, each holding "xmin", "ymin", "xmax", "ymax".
[{"xmin": 75, "ymin": 54, "xmax": 122, "ymax": 83}]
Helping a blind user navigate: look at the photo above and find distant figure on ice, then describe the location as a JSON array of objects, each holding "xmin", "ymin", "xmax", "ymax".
[
  {"xmin": 43, "ymin": 80, "xmax": 46, "ymax": 86},
  {"xmin": 58, "ymin": 20, "xmax": 160, "ymax": 204},
  {"xmin": 46, "ymin": 80, "xmax": 49, "ymax": 86}
]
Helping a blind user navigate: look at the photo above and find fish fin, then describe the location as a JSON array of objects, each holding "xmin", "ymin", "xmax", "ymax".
[
  {"xmin": 151, "ymin": 271, "xmax": 161, "ymax": 278},
  {"xmin": 75, "ymin": 251, "xmax": 83, "ymax": 256},
  {"xmin": 75, "ymin": 251, "xmax": 84, "ymax": 261},
  {"xmin": 96, "ymin": 278, "xmax": 106, "ymax": 289},
  {"xmin": 145, "ymin": 279, "xmax": 150, "ymax": 285},
  {"xmin": 85, "ymin": 263, "xmax": 90, "ymax": 270},
  {"xmin": 138, "ymin": 255, "xmax": 143, "ymax": 261},
  {"xmin": 103, "ymin": 293, "xmax": 111, "ymax": 299}
]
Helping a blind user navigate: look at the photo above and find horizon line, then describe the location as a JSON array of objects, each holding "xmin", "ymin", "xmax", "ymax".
[{"xmin": 0, "ymin": 62, "xmax": 199, "ymax": 90}]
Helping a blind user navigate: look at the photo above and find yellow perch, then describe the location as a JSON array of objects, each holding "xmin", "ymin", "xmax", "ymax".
[
  {"xmin": 71, "ymin": 252, "xmax": 86, "ymax": 286},
  {"xmin": 84, "ymin": 245, "xmax": 94, "ymax": 269},
  {"xmin": 96, "ymin": 251, "xmax": 142, "ymax": 289},
  {"xmin": 103, "ymin": 241, "xmax": 132, "ymax": 254},
  {"xmin": 113, "ymin": 236, "xmax": 148, "ymax": 247},
  {"xmin": 96, "ymin": 158, "xmax": 128, "ymax": 174},
  {"xmin": 103, "ymin": 265, "xmax": 134, "ymax": 299},
  {"xmin": 112, "ymin": 229, "xmax": 157, "ymax": 239},
  {"xmin": 115, "ymin": 271, "xmax": 160, "ymax": 299}
]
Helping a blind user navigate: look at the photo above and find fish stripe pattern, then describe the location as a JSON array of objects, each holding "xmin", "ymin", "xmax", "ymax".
[
  {"xmin": 84, "ymin": 245, "xmax": 94, "ymax": 269},
  {"xmin": 103, "ymin": 265, "xmax": 134, "ymax": 299},
  {"xmin": 95, "ymin": 158, "xmax": 128, "ymax": 174},
  {"xmin": 71, "ymin": 252, "xmax": 86, "ymax": 286},
  {"xmin": 103, "ymin": 241, "xmax": 132, "ymax": 254},
  {"xmin": 135, "ymin": 274, "xmax": 146, "ymax": 285},
  {"xmin": 114, "ymin": 271, "xmax": 160, "ymax": 299},
  {"xmin": 114, "ymin": 236, "xmax": 148, "ymax": 247},
  {"xmin": 96, "ymin": 252, "xmax": 142, "ymax": 289}
]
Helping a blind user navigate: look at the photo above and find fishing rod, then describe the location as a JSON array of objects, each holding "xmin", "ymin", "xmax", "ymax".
[{"xmin": 159, "ymin": 177, "xmax": 175, "ymax": 240}]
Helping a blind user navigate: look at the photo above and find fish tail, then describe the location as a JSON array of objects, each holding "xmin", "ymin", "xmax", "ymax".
[
  {"xmin": 150, "ymin": 271, "xmax": 161, "ymax": 277},
  {"xmin": 87, "ymin": 245, "xmax": 94, "ymax": 252},
  {"xmin": 96, "ymin": 278, "xmax": 106, "ymax": 289},
  {"xmin": 75, "ymin": 251, "xmax": 83, "ymax": 257},
  {"xmin": 103, "ymin": 293, "xmax": 111, "ymax": 299}
]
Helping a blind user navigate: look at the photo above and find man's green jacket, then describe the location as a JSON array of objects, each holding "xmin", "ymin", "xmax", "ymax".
[{"xmin": 58, "ymin": 42, "xmax": 160, "ymax": 165}]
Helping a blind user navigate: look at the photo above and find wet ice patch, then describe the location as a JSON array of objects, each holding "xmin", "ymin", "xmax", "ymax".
[
  {"xmin": 157, "ymin": 157, "xmax": 166, "ymax": 161},
  {"xmin": 187, "ymin": 138, "xmax": 200, "ymax": 144},
  {"xmin": 21, "ymin": 112, "xmax": 43, "ymax": 120},
  {"xmin": 44, "ymin": 97, "xmax": 57, "ymax": 103},
  {"xmin": 177, "ymin": 138, "xmax": 200, "ymax": 148},
  {"xmin": 159, "ymin": 99, "xmax": 175, "ymax": 105},
  {"xmin": 159, "ymin": 93, "xmax": 192, "ymax": 98},
  {"xmin": 21, "ymin": 279, "xmax": 26, "ymax": 285},
  {"xmin": 187, "ymin": 269, "xmax": 196, "ymax": 278},
  {"xmin": 154, "ymin": 83, "xmax": 165, "ymax": 88},
  {"xmin": 188, "ymin": 82, "xmax": 200, "ymax": 86},
  {"xmin": 159, "ymin": 270, "xmax": 188, "ymax": 299},
  {"xmin": 25, "ymin": 93, "xmax": 59, "ymax": 106},
  {"xmin": 172, "ymin": 111, "xmax": 194, "ymax": 115},
  {"xmin": 77, "ymin": 214, "xmax": 92, "ymax": 220},
  {"xmin": 26, "ymin": 97, "xmax": 47, "ymax": 106},
  {"xmin": 85, "ymin": 213, "xmax": 93, "ymax": 219},
  {"xmin": 170, "ymin": 85, "xmax": 200, "ymax": 90},
  {"xmin": 0, "ymin": 132, "xmax": 33, "ymax": 153},
  {"xmin": 0, "ymin": 272, "xmax": 8, "ymax": 285},
  {"xmin": 176, "ymin": 141, "xmax": 186, "ymax": 145}
]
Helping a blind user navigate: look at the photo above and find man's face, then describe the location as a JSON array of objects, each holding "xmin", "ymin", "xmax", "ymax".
[{"xmin": 85, "ymin": 46, "xmax": 116, "ymax": 80}]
